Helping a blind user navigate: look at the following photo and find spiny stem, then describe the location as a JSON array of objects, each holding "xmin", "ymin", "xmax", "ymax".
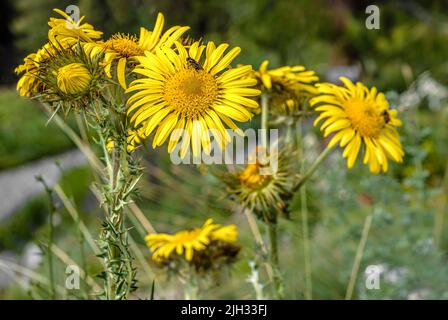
[{"xmin": 345, "ymin": 213, "xmax": 373, "ymax": 300}]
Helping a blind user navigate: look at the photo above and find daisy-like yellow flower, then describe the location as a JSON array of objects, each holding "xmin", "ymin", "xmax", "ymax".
[
  {"xmin": 253, "ymin": 60, "xmax": 319, "ymax": 113},
  {"xmin": 16, "ymin": 9, "xmax": 102, "ymax": 97},
  {"xmin": 126, "ymin": 41, "xmax": 260, "ymax": 158},
  {"xmin": 15, "ymin": 49, "xmax": 45, "ymax": 97},
  {"xmin": 84, "ymin": 13, "xmax": 189, "ymax": 89},
  {"xmin": 48, "ymin": 9, "xmax": 103, "ymax": 46},
  {"xmin": 145, "ymin": 219, "xmax": 237, "ymax": 262},
  {"xmin": 311, "ymin": 77, "xmax": 404, "ymax": 173}
]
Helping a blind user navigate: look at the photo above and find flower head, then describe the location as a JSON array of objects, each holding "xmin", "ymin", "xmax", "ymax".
[
  {"xmin": 16, "ymin": 9, "xmax": 102, "ymax": 97},
  {"xmin": 48, "ymin": 9, "xmax": 103, "ymax": 46},
  {"xmin": 221, "ymin": 146, "xmax": 294, "ymax": 222},
  {"xmin": 311, "ymin": 77, "xmax": 404, "ymax": 173},
  {"xmin": 16, "ymin": 41, "xmax": 103, "ymax": 111},
  {"xmin": 126, "ymin": 41, "xmax": 260, "ymax": 158},
  {"xmin": 145, "ymin": 219, "xmax": 239, "ymax": 269},
  {"xmin": 84, "ymin": 13, "xmax": 189, "ymax": 89},
  {"xmin": 56, "ymin": 63, "xmax": 91, "ymax": 94},
  {"xmin": 15, "ymin": 49, "xmax": 46, "ymax": 97},
  {"xmin": 253, "ymin": 60, "xmax": 319, "ymax": 113}
]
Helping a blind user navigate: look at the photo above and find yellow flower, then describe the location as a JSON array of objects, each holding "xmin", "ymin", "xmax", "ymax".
[
  {"xmin": 126, "ymin": 41, "xmax": 260, "ymax": 158},
  {"xmin": 221, "ymin": 146, "xmax": 294, "ymax": 222},
  {"xmin": 56, "ymin": 63, "xmax": 91, "ymax": 94},
  {"xmin": 48, "ymin": 9, "xmax": 103, "ymax": 46},
  {"xmin": 16, "ymin": 42, "xmax": 61, "ymax": 97},
  {"xmin": 16, "ymin": 53, "xmax": 42, "ymax": 97},
  {"xmin": 311, "ymin": 77, "xmax": 404, "ymax": 173},
  {"xmin": 239, "ymin": 162, "xmax": 270, "ymax": 189},
  {"xmin": 210, "ymin": 224, "xmax": 238, "ymax": 243},
  {"xmin": 253, "ymin": 60, "xmax": 319, "ymax": 113},
  {"xmin": 16, "ymin": 9, "xmax": 102, "ymax": 97},
  {"xmin": 84, "ymin": 13, "xmax": 189, "ymax": 89},
  {"xmin": 126, "ymin": 128, "xmax": 146, "ymax": 152},
  {"xmin": 145, "ymin": 219, "xmax": 237, "ymax": 262},
  {"xmin": 106, "ymin": 138, "xmax": 115, "ymax": 153}
]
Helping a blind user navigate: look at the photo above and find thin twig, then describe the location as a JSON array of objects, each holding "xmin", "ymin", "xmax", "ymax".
[
  {"xmin": 345, "ymin": 214, "xmax": 374, "ymax": 300},
  {"xmin": 297, "ymin": 120, "xmax": 312, "ymax": 299}
]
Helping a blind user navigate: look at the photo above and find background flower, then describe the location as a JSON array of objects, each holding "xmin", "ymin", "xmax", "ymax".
[
  {"xmin": 312, "ymin": 77, "xmax": 404, "ymax": 173},
  {"xmin": 83, "ymin": 13, "xmax": 189, "ymax": 89}
]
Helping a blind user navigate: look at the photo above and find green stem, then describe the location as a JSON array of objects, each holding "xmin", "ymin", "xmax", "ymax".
[
  {"xmin": 268, "ymin": 222, "xmax": 279, "ymax": 266},
  {"xmin": 261, "ymin": 94, "xmax": 269, "ymax": 148},
  {"xmin": 268, "ymin": 222, "xmax": 283, "ymax": 299},
  {"xmin": 99, "ymin": 133, "xmax": 136, "ymax": 300},
  {"xmin": 300, "ymin": 185, "xmax": 312, "ymax": 300},
  {"xmin": 345, "ymin": 213, "xmax": 373, "ymax": 300},
  {"xmin": 36, "ymin": 176, "xmax": 56, "ymax": 299},
  {"xmin": 296, "ymin": 120, "xmax": 312, "ymax": 299},
  {"xmin": 293, "ymin": 145, "xmax": 334, "ymax": 193}
]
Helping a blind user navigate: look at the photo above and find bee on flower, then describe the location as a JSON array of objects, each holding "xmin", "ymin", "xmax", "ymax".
[
  {"xmin": 311, "ymin": 77, "xmax": 404, "ymax": 173},
  {"xmin": 126, "ymin": 40, "xmax": 260, "ymax": 158}
]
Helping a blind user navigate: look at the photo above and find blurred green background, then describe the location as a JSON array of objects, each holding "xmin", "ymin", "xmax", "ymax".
[{"xmin": 0, "ymin": 0, "xmax": 448, "ymax": 299}]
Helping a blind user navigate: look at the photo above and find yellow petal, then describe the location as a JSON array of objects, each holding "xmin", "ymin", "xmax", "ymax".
[{"xmin": 117, "ymin": 57, "xmax": 128, "ymax": 89}]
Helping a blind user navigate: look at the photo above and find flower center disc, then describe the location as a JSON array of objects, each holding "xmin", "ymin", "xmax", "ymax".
[
  {"xmin": 239, "ymin": 163, "xmax": 271, "ymax": 189},
  {"xmin": 104, "ymin": 36, "xmax": 143, "ymax": 57},
  {"xmin": 164, "ymin": 69, "xmax": 218, "ymax": 119},
  {"xmin": 345, "ymin": 99, "xmax": 384, "ymax": 137}
]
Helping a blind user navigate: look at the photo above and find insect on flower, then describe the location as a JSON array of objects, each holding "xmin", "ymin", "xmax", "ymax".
[{"xmin": 186, "ymin": 57, "xmax": 203, "ymax": 70}]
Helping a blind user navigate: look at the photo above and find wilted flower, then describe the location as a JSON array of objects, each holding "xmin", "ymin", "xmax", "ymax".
[{"xmin": 220, "ymin": 146, "xmax": 294, "ymax": 222}]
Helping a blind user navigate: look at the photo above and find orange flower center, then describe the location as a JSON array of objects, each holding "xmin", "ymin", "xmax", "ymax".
[{"xmin": 345, "ymin": 98, "xmax": 385, "ymax": 137}]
